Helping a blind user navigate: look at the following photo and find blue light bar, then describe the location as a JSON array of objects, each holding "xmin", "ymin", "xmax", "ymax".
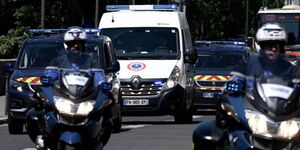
[
  {"xmin": 83, "ymin": 28, "xmax": 101, "ymax": 34},
  {"xmin": 194, "ymin": 41, "xmax": 246, "ymax": 46},
  {"xmin": 28, "ymin": 28, "xmax": 100, "ymax": 34},
  {"xmin": 106, "ymin": 5, "xmax": 178, "ymax": 11},
  {"xmin": 28, "ymin": 29, "xmax": 65, "ymax": 34}
]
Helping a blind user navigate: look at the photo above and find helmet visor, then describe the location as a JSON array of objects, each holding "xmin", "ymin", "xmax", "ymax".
[{"xmin": 66, "ymin": 40, "xmax": 85, "ymax": 52}]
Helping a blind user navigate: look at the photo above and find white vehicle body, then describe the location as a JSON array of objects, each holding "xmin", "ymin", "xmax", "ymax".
[{"xmin": 99, "ymin": 5, "xmax": 196, "ymax": 123}]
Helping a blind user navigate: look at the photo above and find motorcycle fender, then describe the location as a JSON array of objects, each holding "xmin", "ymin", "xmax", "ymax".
[
  {"xmin": 229, "ymin": 130, "xmax": 253, "ymax": 149},
  {"xmin": 59, "ymin": 131, "xmax": 81, "ymax": 145},
  {"xmin": 193, "ymin": 120, "xmax": 220, "ymax": 143},
  {"xmin": 26, "ymin": 108, "xmax": 39, "ymax": 121}
]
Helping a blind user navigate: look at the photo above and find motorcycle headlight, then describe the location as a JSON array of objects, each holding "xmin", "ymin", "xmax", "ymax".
[
  {"xmin": 54, "ymin": 96, "xmax": 95, "ymax": 116},
  {"xmin": 165, "ymin": 66, "xmax": 180, "ymax": 88},
  {"xmin": 245, "ymin": 109, "xmax": 300, "ymax": 139}
]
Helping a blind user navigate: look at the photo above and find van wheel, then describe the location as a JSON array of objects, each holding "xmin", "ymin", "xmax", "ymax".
[
  {"xmin": 112, "ymin": 107, "xmax": 122, "ymax": 133},
  {"xmin": 8, "ymin": 114, "xmax": 23, "ymax": 134},
  {"xmin": 174, "ymin": 93, "xmax": 193, "ymax": 123}
]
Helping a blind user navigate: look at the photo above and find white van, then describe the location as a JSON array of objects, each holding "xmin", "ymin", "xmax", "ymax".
[{"xmin": 99, "ymin": 5, "xmax": 197, "ymax": 123}]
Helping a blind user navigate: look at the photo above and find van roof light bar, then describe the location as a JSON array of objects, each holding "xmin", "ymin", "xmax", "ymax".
[
  {"xmin": 106, "ymin": 5, "xmax": 178, "ymax": 11},
  {"xmin": 28, "ymin": 28, "xmax": 101, "ymax": 34},
  {"xmin": 194, "ymin": 41, "xmax": 246, "ymax": 46}
]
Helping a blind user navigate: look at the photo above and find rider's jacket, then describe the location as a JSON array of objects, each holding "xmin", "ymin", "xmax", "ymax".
[{"xmin": 232, "ymin": 54, "xmax": 298, "ymax": 81}]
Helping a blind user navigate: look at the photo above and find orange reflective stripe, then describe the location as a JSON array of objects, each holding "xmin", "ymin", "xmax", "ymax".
[
  {"xmin": 195, "ymin": 75, "xmax": 231, "ymax": 81},
  {"xmin": 15, "ymin": 77, "xmax": 41, "ymax": 84},
  {"xmin": 28, "ymin": 77, "xmax": 41, "ymax": 83},
  {"xmin": 194, "ymin": 75, "xmax": 205, "ymax": 80}
]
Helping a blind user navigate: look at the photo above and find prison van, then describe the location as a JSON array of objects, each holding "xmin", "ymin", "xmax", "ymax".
[{"xmin": 99, "ymin": 5, "xmax": 197, "ymax": 123}]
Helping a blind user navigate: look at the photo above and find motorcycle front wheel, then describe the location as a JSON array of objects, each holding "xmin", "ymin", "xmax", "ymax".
[{"xmin": 57, "ymin": 142, "xmax": 79, "ymax": 150}]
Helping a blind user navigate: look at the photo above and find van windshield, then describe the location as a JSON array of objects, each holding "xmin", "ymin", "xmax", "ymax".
[
  {"xmin": 194, "ymin": 51, "xmax": 245, "ymax": 70},
  {"xmin": 101, "ymin": 28, "xmax": 179, "ymax": 60}
]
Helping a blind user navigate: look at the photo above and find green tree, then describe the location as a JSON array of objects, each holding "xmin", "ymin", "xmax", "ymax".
[
  {"xmin": 0, "ymin": 0, "xmax": 287, "ymax": 58},
  {"xmin": 186, "ymin": 0, "xmax": 285, "ymax": 41}
]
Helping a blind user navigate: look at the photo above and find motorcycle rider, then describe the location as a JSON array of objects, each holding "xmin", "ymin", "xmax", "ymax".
[
  {"xmin": 26, "ymin": 27, "xmax": 109, "ymax": 149},
  {"xmin": 45, "ymin": 26, "xmax": 105, "ymax": 85},
  {"xmin": 229, "ymin": 22, "xmax": 298, "ymax": 87},
  {"xmin": 192, "ymin": 22, "xmax": 298, "ymax": 149}
]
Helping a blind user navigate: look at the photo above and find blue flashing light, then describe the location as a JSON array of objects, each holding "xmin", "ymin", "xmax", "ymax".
[
  {"xmin": 106, "ymin": 5, "xmax": 177, "ymax": 11},
  {"xmin": 194, "ymin": 41, "xmax": 246, "ymax": 46},
  {"xmin": 153, "ymin": 4, "xmax": 177, "ymax": 10},
  {"xmin": 28, "ymin": 28, "xmax": 100, "ymax": 35},
  {"xmin": 84, "ymin": 28, "xmax": 101, "ymax": 34},
  {"xmin": 40, "ymin": 76, "xmax": 53, "ymax": 85},
  {"xmin": 106, "ymin": 5, "xmax": 129, "ymax": 11},
  {"xmin": 28, "ymin": 29, "xmax": 66, "ymax": 34},
  {"xmin": 154, "ymin": 80, "xmax": 163, "ymax": 86}
]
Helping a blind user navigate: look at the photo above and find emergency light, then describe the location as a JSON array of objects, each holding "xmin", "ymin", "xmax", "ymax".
[
  {"xmin": 194, "ymin": 41, "xmax": 246, "ymax": 46},
  {"xmin": 28, "ymin": 28, "xmax": 101, "ymax": 34},
  {"xmin": 154, "ymin": 80, "xmax": 163, "ymax": 86},
  {"xmin": 106, "ymin": 4, "xmax": 178, "ymax": 11}
]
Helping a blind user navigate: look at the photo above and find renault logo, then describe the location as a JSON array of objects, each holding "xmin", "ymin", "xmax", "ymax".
[
  {"xmin": 131, "ymin": 76, "xmax": 141, "ymax": 89},
  {"xmin": 212, "ymin": 81, "xmax": 216, "ymax": 86}
]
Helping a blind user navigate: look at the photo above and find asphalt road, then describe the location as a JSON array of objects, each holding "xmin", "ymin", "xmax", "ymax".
[{"xmin": 0, "ymin": 115, "xmax": 214, "ymax": 150}]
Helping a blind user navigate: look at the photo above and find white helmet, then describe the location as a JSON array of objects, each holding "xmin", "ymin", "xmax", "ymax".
[
  {"xmin": 256, "ymin": 23, "xmax": 287, "ymax": 44},
  {"xmin": 64, "ymin": 26, "xmax": 87, "ymax": 43}
]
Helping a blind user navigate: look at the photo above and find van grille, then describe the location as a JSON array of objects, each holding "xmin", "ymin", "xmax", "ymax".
[
  {"xmin": 196, "ymin": 81, "xmax": 227, "ymax": 87},
  {"xmin": 120, "ymin": 81, "xmax": 165, "ymax": 96}
]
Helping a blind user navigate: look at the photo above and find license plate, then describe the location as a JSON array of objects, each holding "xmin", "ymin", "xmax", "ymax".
[
  {"xmin": 123, "ymin": 99, "xmax": 149, "ymax": 106},
  {"xmin": 203, "ymin": 92, "xmax": 214, "ymax": 98}
]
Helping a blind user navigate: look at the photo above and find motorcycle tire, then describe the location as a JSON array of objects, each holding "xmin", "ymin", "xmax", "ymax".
[
  {"xmin": 112, "ymin": 105, "xmax": 122, "ymax": 133},
  {"xmin": 8, "ymin": 113, "xmax": 23, "ymax": 134},
  {"xmin": 174, "ymin": 90, "xmax": 193, "ymax": 124},
  {"xmin": 101, "ymin": 118, "xmax": 113, "ymax": 146},
  {"xmin": 57, "ymin": 142, "xmax": 79, "ymax": 150}
]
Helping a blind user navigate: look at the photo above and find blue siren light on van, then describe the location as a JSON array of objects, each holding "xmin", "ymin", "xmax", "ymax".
[
  {"xmin": 194, "ymin": 41, "xmax": 246, "ymax": 46},
  {"xmin": 28, "ymin": 28, "xmax": 100, "ymax": 34},
  {"xmin": 106, "ymin": 5, "xmax": 178, "ymax": 11}
]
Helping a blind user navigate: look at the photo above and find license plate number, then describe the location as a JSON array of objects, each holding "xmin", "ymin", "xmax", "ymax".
[
  {"xmin": 123, "ymin": 99, "xmax": 149, "ymax": 106},
  {"xmin": 203, "ymin": 92, "xmax": 214, "ymax": 98}
]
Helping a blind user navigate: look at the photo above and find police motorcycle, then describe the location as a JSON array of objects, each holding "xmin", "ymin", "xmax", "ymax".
[
  {"xmin": 25, "ymin": 66, "xmax": 115, "ymax": 149},
  {"xmin": 193, "ymin": 73, "xmax": 300, "ymax": 150}
]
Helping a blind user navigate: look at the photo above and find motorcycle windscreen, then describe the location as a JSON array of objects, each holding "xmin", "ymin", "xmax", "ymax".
[
  {"xmin": 54, "ymin": 50, "xmax": 102, "ymax": 99},
  {"xmin": 60, "ymin": 71, "xmax": 95, "ymax": 98},
  {"xmin": 255, "ymin": 77, "xmax": 300, "ymax": 115}
]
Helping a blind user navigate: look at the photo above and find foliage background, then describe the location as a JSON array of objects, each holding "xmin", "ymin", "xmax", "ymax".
[{"xmin": 0, "ymin": 0, "xmax": 285, "ymax": 58}]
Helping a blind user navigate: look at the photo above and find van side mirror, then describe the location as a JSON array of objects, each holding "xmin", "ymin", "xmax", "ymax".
[
  {"xmin": 184, "ymin": 48, "xmax": 197, "ymax": 64},
  {"xmin": 4, "ymin": 62, "xmax": 14, "ymax": 73},
  {"xmin": 107, "ymin": 61, "xmax": 120, "ymax": 73}
]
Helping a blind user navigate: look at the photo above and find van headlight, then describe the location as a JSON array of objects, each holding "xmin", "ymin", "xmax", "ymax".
[
  {"xmin": 54, "ymin": 96, "xmax": 95, "ymax": 116},
  {"xmin": 245, "ymin": 109, "xmax": 300, "ymax": 139},
  {"xmin": 165, "ymin": 66, "xmax": 180, "ymax": 88},
  {"xmin": 10, "ymin": 80, "xmax": 28, "ymax": 92}
]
